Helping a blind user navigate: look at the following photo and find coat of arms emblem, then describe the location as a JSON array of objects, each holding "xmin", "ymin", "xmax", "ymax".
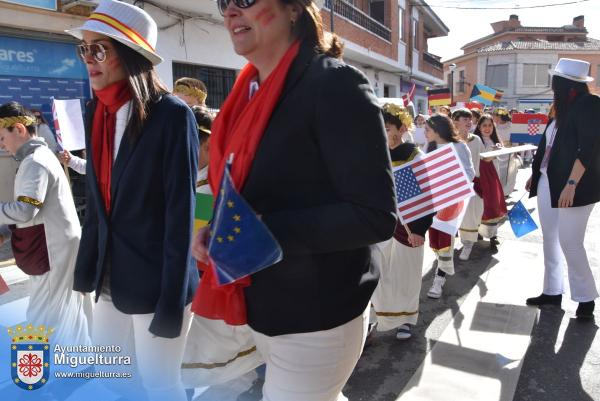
[{"xmin": 8, "ymin": 324, "xmax": 53, "ymax": 390}]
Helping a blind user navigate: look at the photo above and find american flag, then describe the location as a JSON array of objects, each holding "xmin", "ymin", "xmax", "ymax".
[{"xmin": 394, "ymin": 144, "xmax": 475, "ymax": 224}]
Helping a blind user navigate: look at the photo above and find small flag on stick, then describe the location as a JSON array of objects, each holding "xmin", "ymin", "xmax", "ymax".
[
  {"xmin": 508, "ymin": 200, "xmax": 538, "ymax": 238},
  {"xmin": 427, "ymin": 88, "xmax": 451, "ymax": 106},
  {"xmin": 208, "ymin": 162, "xmax": 282, "ymax": 286},
  {"xmin": 394, "ymin": 144, "xmax": 475, "ymax": 224}
]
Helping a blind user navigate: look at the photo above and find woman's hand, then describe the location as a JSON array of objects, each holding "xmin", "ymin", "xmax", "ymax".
[
  {"xmin": 558, "ymin": 184, "xmax": 576, "ymax": 208},
  {"xmin": 408, "ymin": 233, "xmax": 425, "ymax": 247},
  {"xmin": 191, "ymin": 226, "xmax": 210, "ymax": 263},
  {"xmin": 525, "ymin": 176, "xmax": 532, "ymax": 192},
  {"xmin": 58, "ymin": 150, "xmax": 72, "ymax": 164}
]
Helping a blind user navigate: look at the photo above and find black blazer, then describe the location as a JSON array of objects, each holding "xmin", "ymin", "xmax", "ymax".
[
  {"xmin": 74, "ymin": 94, "xmax": 200, "ymax": 338},
  {"xmin": 241, "ymin": 41, "xmax": 397, "ymax": 336},
  {"xmin": 530, "ymin": 93, "xmax": 600, "ymax": 207}
]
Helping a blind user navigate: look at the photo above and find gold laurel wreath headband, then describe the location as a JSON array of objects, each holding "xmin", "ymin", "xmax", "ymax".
[
  {"xmin": 198, "ymin": 125, "xmax": 211, "ymax": 135},
  {"xmin": 174, "ymin": 84, "xmax": 207, "ymax": 104},
  {"xmin": 0, "ymin": 116, "xmax": 37, "ymax": 129},
  {"xmin": 382, "ymin": 103, "xmax": 414, "ymax": 130}
]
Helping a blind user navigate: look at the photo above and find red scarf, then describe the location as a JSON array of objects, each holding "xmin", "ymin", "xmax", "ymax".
[
  {"xmin": 92, "ymin": 80, "xmax": 132, "ymax": 214},
  {"xmin": 192, "ymin": 41, "xmax": 300, "ymax": 325}
]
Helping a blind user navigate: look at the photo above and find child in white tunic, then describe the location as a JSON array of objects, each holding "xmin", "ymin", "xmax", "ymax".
[
  {"xmin": 0, "ymin": 102, "xmax": 91, "ymax": 346},
  {"xmin": 453, "ymin": 108, "xmax": 485, "ymax": 261},
  {"xmin": 371, "ymin": 104, "xmax": 433, "ymax": 340}
]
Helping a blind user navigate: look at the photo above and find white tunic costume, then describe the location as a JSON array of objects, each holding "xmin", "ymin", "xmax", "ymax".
[
  {"xmin": 0, "ymin": 139, "xmax": 91, "ymax": 345},
  {"xmin": 459, "ymin": 134, "xmax": 485, "ymax": 244}
]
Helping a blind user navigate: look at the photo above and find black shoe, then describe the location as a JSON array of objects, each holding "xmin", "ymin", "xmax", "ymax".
[
  {"xmin": 576, "ymin": 301, "xmax": 595, "ymax": 319},
  {"xmin": 526, "ymin": 293, "xmax": 562, "ymax": 306},
  {"xmin": 490, "ymin": 236, "xmax": 499, "ymax": 253}
]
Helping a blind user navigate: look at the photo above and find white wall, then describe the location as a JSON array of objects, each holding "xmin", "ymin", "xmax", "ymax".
[{"xmin": 145, "ymin": 9, "xmax": 246, "ymax": 89}]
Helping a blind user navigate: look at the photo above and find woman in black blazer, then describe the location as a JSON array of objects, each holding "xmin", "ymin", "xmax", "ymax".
[
  {"xmin": 525, "ymin": 58, "xmax": 600, "ymax": 319},
  {"xmin": 192, "ymin": 0, "xmax": 396, "ymax": 398},
  {"xmin": 67, "ymin": 2, "xmax": 199, "ymax": 400}
]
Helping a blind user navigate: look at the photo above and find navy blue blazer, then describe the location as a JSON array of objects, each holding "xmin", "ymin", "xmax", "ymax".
[{"xmin": 74, "ymin": 94, "xmax": 199, "ymax": 338}]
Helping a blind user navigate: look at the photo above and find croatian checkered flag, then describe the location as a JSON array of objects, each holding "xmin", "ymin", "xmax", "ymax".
[{"xmin": 394, "ymin": 144, "xmax": 475, "ymax": 224}]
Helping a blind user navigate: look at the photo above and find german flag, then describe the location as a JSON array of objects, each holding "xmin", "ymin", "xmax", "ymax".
[{"xmin": 428, "ymin": 88, "xmax": 452, "ymax": 106}]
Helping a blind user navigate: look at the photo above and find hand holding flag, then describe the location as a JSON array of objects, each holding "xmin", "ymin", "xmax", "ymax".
[{"xmin": 208, "ymin": 162, "xmax": 283, "ymax": 286}]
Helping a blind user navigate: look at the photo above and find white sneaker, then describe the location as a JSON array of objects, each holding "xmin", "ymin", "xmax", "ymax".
[
  {"xmin": 396, "ymin": 324, "xmax": 412, "ymax": 340},
  {"xmin": 459, "ymin": 244, "xmax": 473, "ymax": 260},
  {"xmin": 427, "ymin": 275, "xmax": 446, "ymax": 299}
]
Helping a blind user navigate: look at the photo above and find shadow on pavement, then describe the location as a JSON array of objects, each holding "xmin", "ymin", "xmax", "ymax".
[
  {"xmin": 343, "ymin": 240, "xmax": 498, "ymax": 401},
  {"xmin": 513, "ymin": 308, "xmax": 598, "ymax": 401}
]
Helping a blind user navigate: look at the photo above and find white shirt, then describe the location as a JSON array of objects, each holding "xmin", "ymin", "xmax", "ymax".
[
  {"xmin": 113, "ymin": 101, "xmax": 132, "ymax": 162},
  {"xmin": 540, "ymin": 120, "xmax": 557, "ymax": 176}
]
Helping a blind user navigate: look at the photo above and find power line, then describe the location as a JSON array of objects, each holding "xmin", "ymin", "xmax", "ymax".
[{"xmin": 411, "ymin": 0, "xmax": 593, "ymax": 10}]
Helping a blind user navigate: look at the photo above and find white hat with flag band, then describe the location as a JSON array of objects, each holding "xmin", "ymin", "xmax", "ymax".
[{"xmin": 66, "ymin": 0, "xmax": 163, "ymax": 66}]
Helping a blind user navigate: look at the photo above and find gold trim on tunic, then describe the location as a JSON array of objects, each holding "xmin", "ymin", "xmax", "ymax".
[
  {"xmin": 17, "ymin": 195, "xmax": 43, "ymax": 208},
  {"xmin": 181, "ymin": 346, "xmax": 257, "ymax": 370}
]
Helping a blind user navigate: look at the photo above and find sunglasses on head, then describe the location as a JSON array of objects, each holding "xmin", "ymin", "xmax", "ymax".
[
  {"xmin": 217, "ymin": 0, "xmax": 257, "ymax": 15},
  {"xmin": 76, "ymin": 43, "xmax": 109, "ymax": 63}
]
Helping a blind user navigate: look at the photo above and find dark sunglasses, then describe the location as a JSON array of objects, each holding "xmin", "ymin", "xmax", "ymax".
[
  {"xmin": 218, "ymin": 0, "xmax": 257, "ymax": 16},
  {"xmin": 76, "ymin": 43, "xmax": 109, "ymax": 63}
]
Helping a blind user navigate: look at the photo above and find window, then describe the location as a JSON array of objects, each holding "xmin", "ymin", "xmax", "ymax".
[
  {"xmin": 412, "ymin": 19, "xmax": 418, "ymax": 49},
  {"xmin": 370, "ymin": 0, "xmax": 385, "ymax": 25},
  {"xmin": 172, "ymin": 62, "xmax": 237, "ymax": 110},
  {"xmin": 523, "ymin": 64, "xmax": 551, "ymax": 87},
  {"xmin": 399, "ymin": 7, "xmax": 405, "ymax": 42},
  {"xmin": 485, "ymin": 64, "xmax": 508, "ymax": 88},
  {"xmin": 458, "ymin": 70, "xmax": 466, "ymax": 93}
]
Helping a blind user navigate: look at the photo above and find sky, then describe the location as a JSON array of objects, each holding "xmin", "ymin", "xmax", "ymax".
[{"xmin": 426, "ymin": 0, "xmax": 600, "ymax": 62}]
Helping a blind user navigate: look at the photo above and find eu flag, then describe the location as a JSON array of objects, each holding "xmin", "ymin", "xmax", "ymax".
[
  {"xmin": 208, "ymin": 163, "xmax": 283, "ymax": 285},
  {"xmin": 508, "ymin": 200, "xmax": 538, "ymax": 238}
]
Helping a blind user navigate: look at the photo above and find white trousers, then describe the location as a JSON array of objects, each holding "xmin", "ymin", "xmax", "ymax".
[
  {"xmin": 460, "ymin": 194, "xmax": 484, "ymax": 244},
  {"xmin": 537, "ymin": 175, "xmax": 599, "ymax": 302},
  {"xmin": 93, "ymin": 295, "xmax": 193, "ymax": 401},
  {"xmin": 251, "ymin": 309, "xmax": 368, "ymax": 401}
]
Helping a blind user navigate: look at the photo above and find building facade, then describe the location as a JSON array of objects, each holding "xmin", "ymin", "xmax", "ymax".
[
  {"xmin": 322, "ymin": 0, "xmax": 448, "ymax": 113},
  {"xmin": 444, "ymin": 15, "xmax": 600, "ymax": 112}
]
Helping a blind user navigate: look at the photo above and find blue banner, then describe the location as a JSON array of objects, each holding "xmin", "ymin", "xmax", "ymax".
[
  {"xmin": 1, "ymin": 0, "xmax": 57, "ymax": 11},
  {"xmin": 0, "ymin": 36, "xmax": 88, "ymax": 79}
]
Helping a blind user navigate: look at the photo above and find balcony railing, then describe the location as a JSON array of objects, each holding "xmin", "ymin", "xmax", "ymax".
[
  {"xmin": 324, "ymin": 0, "xmax": 392, "ymax": 42},
  {"xmin": 423, "ymin": 51, "xmax": 443, "ymax": 70}
]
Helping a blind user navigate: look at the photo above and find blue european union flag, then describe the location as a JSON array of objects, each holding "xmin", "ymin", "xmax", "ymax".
[
  {"xmin": 508, "ymin": 200, "xmax": 538, "ymax": 238},
  {"xmin": 208, "ymin": 163, "xmax": 283, "ymax": 285}
]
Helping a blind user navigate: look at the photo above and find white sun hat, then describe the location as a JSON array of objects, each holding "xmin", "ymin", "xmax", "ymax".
[
  {"xmin": 66, "ymin": 0, "xmax": 163, "ymax": 66},
  {"xmin": 549, "ymin": 58, "xmax": 594, "ymax": 83}
]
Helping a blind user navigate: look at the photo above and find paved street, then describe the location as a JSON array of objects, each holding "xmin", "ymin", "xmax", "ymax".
[{"xmin": 1, "ymin": 168, "xmax": 598, "ymax": 401}]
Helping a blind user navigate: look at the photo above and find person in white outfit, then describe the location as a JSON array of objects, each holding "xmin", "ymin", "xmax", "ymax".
[
  {"xmin": 453, "ymin": 108, "xmax": 485, "ymax": 261},
  {"xmin": 0, "ymin": 102, "xmax": 91, "ymax": 346},
  {"xmin": 526, "ymin": 58, "xmax": 600, "ymax": 319},
  {"xmin": 424, "ymin": 114, "xmax": 476, "ymax": 299}
]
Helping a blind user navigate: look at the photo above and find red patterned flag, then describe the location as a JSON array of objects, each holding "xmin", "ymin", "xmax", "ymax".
[
  {"xmin": 394, "ymin": 144, "xmax": 475, "ymax": 224},
  {"xmin": 402, "ymin": 83, "xmax": 416, "ymax": 107},
  {"xmin": 511, "ymin": 113, "xmax": 548, "ymax": 144}
]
